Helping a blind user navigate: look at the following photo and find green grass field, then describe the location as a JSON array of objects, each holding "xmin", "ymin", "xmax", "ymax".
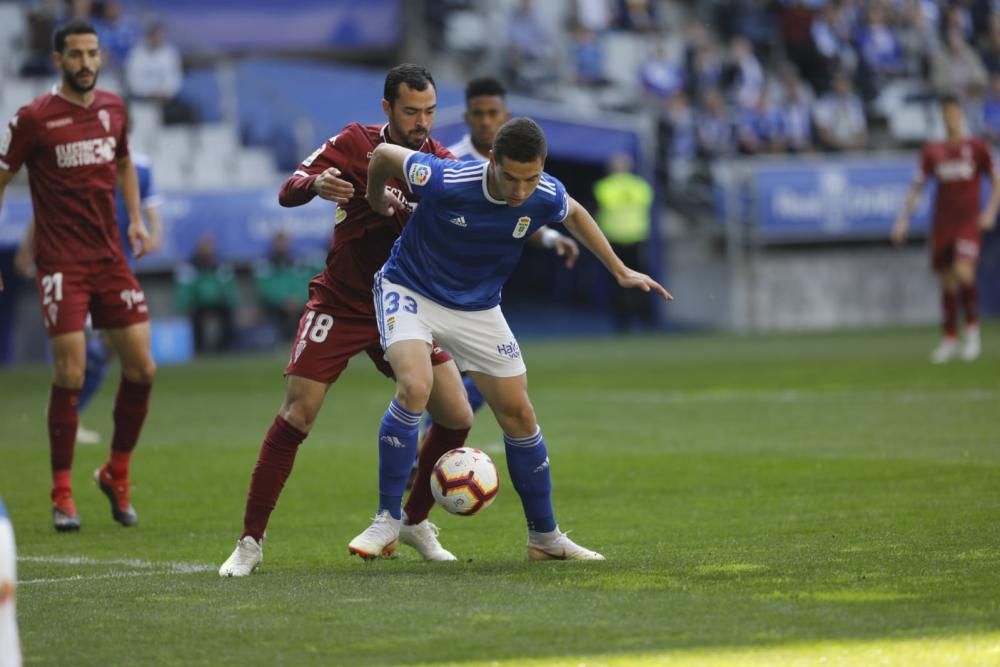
[{"xmin": 2, "ymin": 326, "xmax": 999, "ymax": 666}]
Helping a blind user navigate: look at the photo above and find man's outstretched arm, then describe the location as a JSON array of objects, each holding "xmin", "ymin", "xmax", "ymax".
[{"xmin": 563, "ymin": 196, "xmax": 672, "ymax": 301}]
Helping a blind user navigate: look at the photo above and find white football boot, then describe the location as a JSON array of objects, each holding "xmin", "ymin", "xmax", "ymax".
[
  {"xmin": 399, "ymin": 511, "xmax": 457, "ymax": 561},
  {"xmin": 527, "ymin": 527, "xmax": 605, "ymax": 561},
  {"xmin": 930, "ymin": 337, "xmax": 959, "ymax": 364},
  {"xmin": 348, "ymin": 510, "xmax": 400, "ymax": 560},
  {"xmin": 76, "ymin": 423, "xmax": 101, "ymax": 445},
  {"xmin": 960, "ymin": 326, "xmax": 981, "ymax": 362},
  {"xmin": 219, "ymin": 536, "xmax": 263, "ymax": 577}
]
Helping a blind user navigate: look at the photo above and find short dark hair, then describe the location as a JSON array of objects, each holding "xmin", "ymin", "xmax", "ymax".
[
  {"xmin": 465, "ymin": 77, "xmax": 506, "ymax": 104},
  {"xmin": 492, "ymin": 118, "xmax": 547, "ymax": 164},
  {"xmin": 54, "ymin": 20, "xmax": 98, "ymax": 53},
  {"xmin": 384, "ymin": 64, "xmax": 435, "ymax": 107},
  {"xmin": 939, "ymin": 93, "xmax": 962, "ymax": 108}
]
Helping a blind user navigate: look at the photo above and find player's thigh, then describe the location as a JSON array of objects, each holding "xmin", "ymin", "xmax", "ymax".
[
  {"xmin": 426, "ymin": 360, "xmax": 474, "ymax": 430},
  {"xmin": 467, "ymin": 371, "xmax": 536, "ymax": 437},
  {"xmin": 34, "ymin": 263, "xmax": 91, "ymax": 338},
  {"xmin": 90, "ymin": 259, "xmax": 150, "ymax": 332},
  {"xmin": 433, "ymin": 305, "xmax": 527, "ymax": 379},
  {"xmin": 278, "ymin": 374, "xmax": 330, "ymax": 434},
  {"xmin": 952, "ymin": 235, "xmax": 980, "ymax": 284},
  {"xmin": 373, "ymin": 273, "xmax": 434, "ymax": 351},
  {"xmin": 104, "ymin": 321, "xmax": 155, "ymax": 384},
  {"xmin": 49, "ymin": 330, "xmax": 88, "ymax": 388},
  {"xmin": 385, "ymin": 339, "xmax": 435, "ymax": 410},
  {"xmin": 285, "ymin": 309, "xmax": 374, "ymax": 385}
]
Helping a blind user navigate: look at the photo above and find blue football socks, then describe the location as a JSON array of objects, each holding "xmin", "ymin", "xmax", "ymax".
[
  {"xmin": 504, "ymin": 426, "xmax": 556, "ymax": 533},
  {"xmin": 378, "ymin": 399, "xmax": 422, "ymax": 519}
]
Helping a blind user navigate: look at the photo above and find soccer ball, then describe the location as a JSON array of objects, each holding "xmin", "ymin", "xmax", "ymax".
[{"xmin": 430, "ymin": 448, "xmax": 499, "ymax": 516}]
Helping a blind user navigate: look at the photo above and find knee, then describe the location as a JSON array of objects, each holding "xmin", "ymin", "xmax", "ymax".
[
  {"xmin": 279, "ymin": 398, "xmax": 318, "ymax": 434},
  {"xmin": 395, "ymin": 373, "xmax": 433, "ymax": 412},
  {"xmin": 124, "ymin": 359, "xmax": 157, "ymax": 385},
  {"xmin": 496, "ymin": 399, "xmax": 537, "ymax": 437},
  {"xmin": 432, "ymin": 402, "xmax": 474, "ymax": 431},
  {"xmin": 53, "ymin": 363, "xmax": 85, "ymax": 390}
]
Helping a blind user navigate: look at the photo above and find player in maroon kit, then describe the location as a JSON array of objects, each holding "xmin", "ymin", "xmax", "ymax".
[
  {"xmin": 0, "ymin": 21, "xmax": 156, "ymax": 531},
  {"xmin": 893, "ymin": 95, "xmax": 1000, "ymax": 363},
  {"xmin": 219, "ymin": 64, "xmax": 476, "ymax": 575}
]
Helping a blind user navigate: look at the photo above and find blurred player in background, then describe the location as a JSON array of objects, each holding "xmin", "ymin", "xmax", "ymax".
[
  {"xmin": 0, "ymin": 498, "xmax": 21, "ymax": 667},
  {"xmin": 350, "ymin": 118, "xmax": 671, "ymax": 561},
  {"xmin": 15, "ymin": 150, "xmax": 162, "ymax": 444},
  {"xmin": 893, "ymin": 95, "xmax": 1000, "ymax": 363},
  {"xmin": 0, "ymin": 21, "xmax": 156, "ymax": 531}
]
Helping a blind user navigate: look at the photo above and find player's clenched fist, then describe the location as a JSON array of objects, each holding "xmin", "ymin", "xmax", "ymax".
[{"xmin": 312, "ymin": 167, "xmax": 355, "ymax": 204}]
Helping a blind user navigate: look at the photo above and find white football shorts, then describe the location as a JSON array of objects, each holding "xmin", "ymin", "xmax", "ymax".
[
  {"xmin": 374, "ymin": 273, "xmax": 527, "ymax": 377},
  {"xmin": 0, "ymin": 503, "xmax": 21, "ymax": 667}
]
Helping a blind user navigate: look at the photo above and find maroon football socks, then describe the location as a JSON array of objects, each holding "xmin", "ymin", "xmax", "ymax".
[
  {"xmin": 108, "ymin": 378, "xmax": 152, "ymax": 479},
  {"xmin": 403, "ymin": 424, "xmax": 471, "ymax": 525},
  {"xmin": 241, "ymin": 416, "xmax": 307, "ymax": 542},
  {"xmin": 941, "ymin": 288, "xmax": 959, "ymax": 338},
  {"xmin": 48, "ymin": 385, "xmax": 80, "ymax": 495}
]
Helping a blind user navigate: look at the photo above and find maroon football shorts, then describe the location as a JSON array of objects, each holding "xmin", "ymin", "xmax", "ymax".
[
  {"xmin": 931, "ymin": 224, "xmax": 980, "ymax": 272},
  {"xmin": 34, "ymin": 258, "xmax": 149, "ymax": 337},
  {"xmin": 284, "ymin": 307, "xmax": 453, "ymax": 385}
]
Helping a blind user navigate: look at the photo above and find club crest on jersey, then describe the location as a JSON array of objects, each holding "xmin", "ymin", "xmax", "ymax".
[
  {"xmin": 512, "ymin": 216, "xmax": 531, "ymax": 239},
  {"xmin": 98, "ymin": 109, "xmax": 110, "ymax": 132},
  {"xmin": 335, "ymin": 207, "xmax": 347, "ymax": 225},
  {"xmin": 408, "ymin": 162, "xmax": 431, "ymax": 186}
]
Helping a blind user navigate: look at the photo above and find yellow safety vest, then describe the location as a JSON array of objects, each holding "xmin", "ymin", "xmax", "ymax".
[{"xmin": 593, "ymin": 172, "xmax": 653, "ymax": 245}]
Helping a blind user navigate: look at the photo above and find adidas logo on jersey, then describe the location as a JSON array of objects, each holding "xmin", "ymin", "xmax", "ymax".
[{"xmin": 449, "ymin": 216, "xmax": 467, "ymax": 227}]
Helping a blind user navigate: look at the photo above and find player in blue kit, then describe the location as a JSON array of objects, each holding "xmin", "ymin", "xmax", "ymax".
[{"xmin": 348, "ymin": 118, "xmax": 671, "ymax": 560}]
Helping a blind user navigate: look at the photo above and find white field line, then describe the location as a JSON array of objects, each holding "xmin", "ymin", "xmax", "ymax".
[{"xmin": 17, "ymin": 555, "xmax": 214, "ymax": 585}]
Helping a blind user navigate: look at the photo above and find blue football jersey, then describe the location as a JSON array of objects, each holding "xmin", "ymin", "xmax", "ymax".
[
  {"xmin": 116, "ymin": 152, "xmax": 161, "ymax": 261},
  {"xmin": 381, "ymin": 152, "xmax": 569, "ymax": 311}
]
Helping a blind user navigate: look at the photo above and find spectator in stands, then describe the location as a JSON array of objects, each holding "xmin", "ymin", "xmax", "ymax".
[
  {"xmin": 697, "ymin": 87, "xmax": 738, "ymax": 158},
  {"xmin": 979, "ymin": 14, "xmax": 1000, "ymax": 74},
  {"xmin": 93, "ymin": 1, "xmax": 140, "ymax": 72},
  {"xmin": 930, "ymin": 26, "xmax": 988, "ymax": 101},
  {"xmin": 813, "ymin": 71, "xmax": 867, "ymax": 151},
  {"xmin": 502, "ymin": 0, "xmax": 558, "ymax": 95},
  {"xmin": 175, "ymin": 235, "xmax": 238, "ymax": 354},
  {"xmin": 855, "ymin": 4, "xmax": 907, "ymax": 99},
  {"xmin": 776, "ymin": 69, "xmax": 815, "ymax": 153},
  {"xmin": 683, "ymin": 23, "xmax": 723, "ymax": 102},
  {"xmin": 593, "ymin": 153, "xmax": 655, "ymax": 332},
  {"xmin": 640, "ymin": 41, "xmax": 685, "ymax": 101},
  {"xmin": 573, "ymin": 0, "xmax": 615, "ymax": 33},
  {"xmin": 724, "ymin": 36, "xmax": 765, "ymax": 110},
  {"xmin": 125, "ymin": 19, "xmax": 195, "ymax": 125},
  {"xmin": 737, "ymin": 88, "xmax": 785, "ymax": 155},
  {"xmin": 657, "ymin": 91, "xmax": 698, "ymax": 187},
  {"xmin": 808, "ymin": 1, "xmax": 857, "ymax": 91},
  {"xmin": 20, "ymin": 0, "xmax": 60, "ymax": 76},
  {"xmin": 617, "ymin": 0, "xmax": 656, "ymax": 32},
  {"xmin": 571, "ymin": 27, "xmax": 609, "ymax": 87},
  {"xmin": 253, "ymin": 231, "xmax": 317, "ymax": 341}
]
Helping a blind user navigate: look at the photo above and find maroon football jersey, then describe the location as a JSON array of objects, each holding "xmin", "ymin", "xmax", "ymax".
[
  {"xmin": 1, "ymin": 88, "xmax": 129, "ymax": 265},
  {"xmin": 278, "ymin": 122, "xmax": 453, "ymax": 319},
  {"xmin": 919, "ymin": 137, "xmax": 995, "ymax": 232}
]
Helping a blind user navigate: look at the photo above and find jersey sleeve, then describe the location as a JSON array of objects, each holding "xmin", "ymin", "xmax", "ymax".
[
  {"xmin": 278, "ymin": 125, "xmax": 360, "ymax": 207},
  {"xmin": 402, "ymin": 151, "xmax": 447, "ymax": 198},
  {"xmin": 545, "ymin": 177, "xmax": 570, "ymax": 224},
  {"xmin": 0, "ymin": 107, "xmax": 37, "ymax": 173}
]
